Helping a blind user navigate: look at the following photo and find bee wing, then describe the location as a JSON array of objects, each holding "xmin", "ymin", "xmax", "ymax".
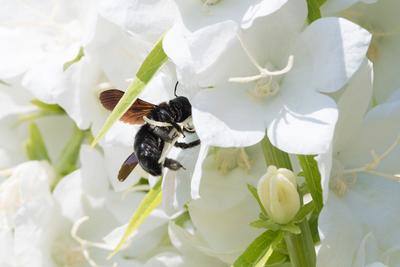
[
  {"xmin": 118, "ymin": 152, "xmax": 139, "ymax": 182},
  {"xmin": 99, "ymin": 89, "xmax": 157, "ymax": 124}
]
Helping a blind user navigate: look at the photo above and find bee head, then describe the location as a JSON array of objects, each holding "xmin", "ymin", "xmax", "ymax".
[{"xmin": 169, "ymin": 96, "xmax": 192, "ymax": 122}]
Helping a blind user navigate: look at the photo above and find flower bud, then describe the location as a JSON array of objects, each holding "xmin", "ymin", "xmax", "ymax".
[{"xmin": 257, "ymin": 166, "xmax": 300, "ymax": 224}]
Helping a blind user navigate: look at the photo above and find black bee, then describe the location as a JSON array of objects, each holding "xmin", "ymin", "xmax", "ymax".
[{"xmin": 100, "ymin": 82, "xmax": 200, "ymax": 181}]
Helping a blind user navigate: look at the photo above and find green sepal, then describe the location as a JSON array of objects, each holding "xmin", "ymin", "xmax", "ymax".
[
  {"xmin": 292, "ymin": 201, "xmax": 315, "ymax": 223},
  {"xmin": 248, "ymin": 184, "xmax": 268, "ymax": 217},
  {"xmin": 24, "ymin": 122, "xmax": 51, "ymax": 162}
]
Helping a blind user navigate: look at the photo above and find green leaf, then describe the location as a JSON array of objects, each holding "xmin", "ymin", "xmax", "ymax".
[
  {"xmin": 265, "ymin": 251, "xmax": 288, "ymax": 266},
  {"xmin": 24, "ymin": 122, "xmax": 50, "ymax": 162},
  {"xmin": 91, "ymin": 37, "xmax": 167, "ymax": 147},
  {"xmin": 309, "ymin": 212, "xmax": 320, "ymax": 243},
  {"xmin": 136, "ymin": 36, "xmax": 168, "ymax": 83},
  {"xmin": 293, "ymin": 201, "xmax": 315, "ymax": 223},
  {"xmin": 306, "ymin": 0, "xmax": 322, "ymax": 23},
  {"xmin": 297, "ymin": 155, "xmax": 323, "ymax": 212},
  {"xmin": 261, "ymin": 135, "xmax": 293, "ymax": 169},
  {"xmin": 108, "ymin": 178, "xmax": 163, "ymax": 258},
  {"xmin": 250, "ymin": 219, "xmax": 280, "ymax": 231},
  {"xmin": 63, "ymin": 47, "xmax": 85, "ymax": 71},
  {"xmin": 233, "ymin": 231, "xmax": 282, "ymax": 267},
  {"xmin": 248, "ymin": 184, "xmax": 268, "ymax": 216}
]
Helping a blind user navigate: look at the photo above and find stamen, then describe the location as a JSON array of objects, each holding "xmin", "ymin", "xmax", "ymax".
[
  {"xmin": 71, "ymin": 216, "xmax": 117, "ymax": 267},
  {"xmin": 213, "ymin": 148, "xmax": 252, "ymax": 174},
  {"xmin": 228, "ymin": 34, "xmax": 293, "ymax": 99},
  {"xmin": 340, "ymin": 135, "xmax": 400, "ymax": 184}
]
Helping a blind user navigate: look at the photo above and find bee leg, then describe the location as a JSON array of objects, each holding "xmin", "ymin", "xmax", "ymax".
[
  {"xmin": 163, "ymin": 158, "xmax": 186, "ymax": 171},
  {"xmin": 174, "ymin": 139, "xmax": 201, "ymax": 149},
  {"xmin": 171, "ymin": 122, "xmax": 186, "ymax": 137}
]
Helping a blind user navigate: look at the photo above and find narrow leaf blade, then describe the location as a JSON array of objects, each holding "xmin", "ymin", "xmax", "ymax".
[
  {"xmin": 108, "ymin": 178, "xmax": 162, "ymax": 258},
  {"xmin": 91, "ymin": 37, "xmax": 167, "ymax": 147},
  {"xmin": 233, "ymin": 230, "xmax": 280, "ymax": 267},
  {"xmin": 297, "ymin": 155, "xmax": 323, "ymax": 212}
]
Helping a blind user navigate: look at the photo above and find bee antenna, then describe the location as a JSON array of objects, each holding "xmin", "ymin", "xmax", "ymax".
[{"xmin": 174, "ymin": 81, "xmax": 179, "ymax": 97}]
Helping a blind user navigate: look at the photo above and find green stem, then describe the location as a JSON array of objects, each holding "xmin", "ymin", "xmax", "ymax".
[
  {"xmin": 261, "ymin": 135, "xmax": 316, "ymax": 267},
  {"xmin": 306, "ymin": 0, "xmax": 322, "ymax": 23},
  {"xmin": 261, "ymin": 136, "xmax": 292, "ymax": 169},
  {"xmin": 284, "ymin": 220, "xmax": 316, "ymax": 267}
]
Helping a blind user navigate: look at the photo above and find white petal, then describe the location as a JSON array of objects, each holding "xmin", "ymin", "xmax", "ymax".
[
  {"xmin": 285, "ymin": 17, "xmax": 371, "ymax": 94},
  {"xmin": 163, "ymin": 21, "xmax": 239, "ymax": 91},
  {"xmin": 192, "ymin": 87, "xmax": 266, "ymax": 148},
  {"xmin": 318, "ymin": 193, "xmax": 364, "ymax": 267},
  {"xmin": 333, "ymin": 59, "xmax": 373, "ymax": 152},
  {"xmin": 99, "ymin": 0, "xmax": 178, "ymax": 43},
  {"xmin": 316, "ymin": 146, "xmax": 333, "ymax": 203},
  {"xmin": 174, "ymin": 0, "xmax": 287, "ymax": 31},
  {"xmin": 52, "ymin": 170, "xmax": 84, "ymax": 221},
  {"xmin": 191, "ymin": 144, "xmax": 209, "ymax": 199},
  {"xmin": 338, "ymin": 93, "xmax": 400, "ymax": 171},
  {"xmin": 268, "ymin": 90, "xmax": 338, "ymax": 154},
  {"xmin": 243, "ymin": 0, "xmax": 307, "ymax": 66}
]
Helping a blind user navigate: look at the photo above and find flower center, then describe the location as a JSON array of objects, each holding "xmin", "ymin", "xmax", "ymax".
[
  {"xmin": 52, "ymin": 235, "xmax": 86, "ymax": 267},
  {"xmin": 331, "ymin": 135, "xmax": 400, "ymax": 196},
  {"xmin": 329, "ymin": 160, "xmax": 356, "ymax": 196},
  {"xmin": 212, "ymin": 147, "xmax": 251, "ymax": 174},
  {"xmin": 52, "ymin": 217, "xmax": 116, "ymax": 267},
  {"xmin": 229, "ymin": 34, "xmax": 294, "ymax": 100}
]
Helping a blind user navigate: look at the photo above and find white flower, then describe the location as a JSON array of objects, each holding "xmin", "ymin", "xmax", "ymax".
[
  {"xmin": 257, "ymin": 166, "xmax": 300, "ymax": 224},
  {"xmin": 172, "ymin": 0, "xmax": 288, "ymax": 31},
  {"xmin": 166, "ymin": 145, "xmax": 266, "ymax": 264},
  {"xmin": 164, "ymin": 0, "xmax": 371, "ymax": 154},
  {"xmin": 325, "ymin": 0, "xmax": 400, "ymax": 103},
  {"xmin": 321, "ymin": 0, "xmax": 377, "ymax": 14},
  {"xmin": 99, "ymin": 0, "xmax": 178, "ymax": 43},
  {"xmin": 317, "ymin": 88, "xmax": 400, "ymax": 266},
  {"xmin": 0, "ymin": 0, "xmax": 97, "ymax": 81}
]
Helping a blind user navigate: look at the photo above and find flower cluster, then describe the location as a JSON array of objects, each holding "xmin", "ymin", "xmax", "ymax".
[{"xmin": 1, "ymin": 0, "xmax": 399, "ymax": 266}]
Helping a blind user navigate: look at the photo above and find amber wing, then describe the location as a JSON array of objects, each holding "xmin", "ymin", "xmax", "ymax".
[
  {"xmin": 118, "ymin": 152, "xmax": 139, "ymax": 182},
  {"xmin": 99, "ymin": 89, "xmax": 157, "ymax": 124}
]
